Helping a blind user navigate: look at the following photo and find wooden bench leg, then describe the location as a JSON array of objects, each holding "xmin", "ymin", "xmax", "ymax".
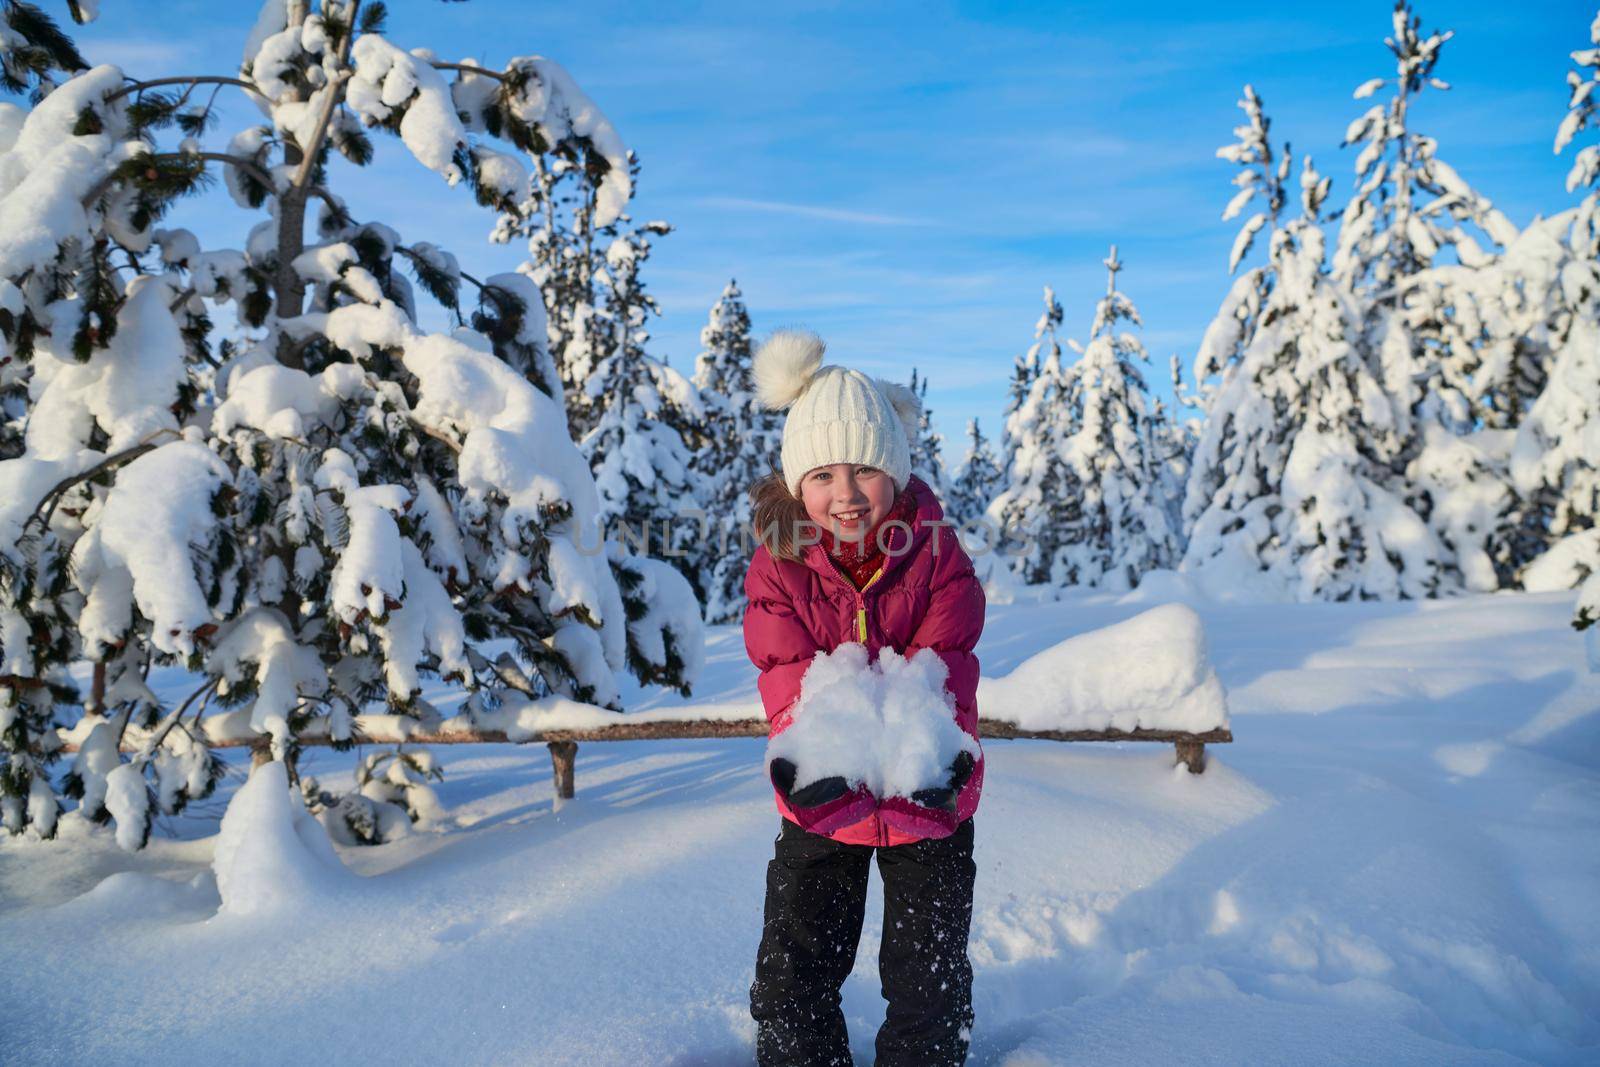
[
  {"xmin": 548, "ymin": 740, "xmax": 578, "ymax": 798},
  {"xmin": 1175, "ymin": 740, "xmax": 1206, "ymax": 774}
]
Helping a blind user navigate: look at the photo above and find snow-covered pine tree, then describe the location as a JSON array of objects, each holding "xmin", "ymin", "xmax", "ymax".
[
  {"xmin": 947, "ymin": 418, "xmax": 1002, "ymax": 529},
  {"xmin": 1393, "ymin": 12, "xmax": 1600, "ymax": 588},
  {"xmin": 1193, "ymin": 84, "xmax": 1283, "ymax": 389},
  {"xmin": 1148, "ymin": 356, "xmax": 1194, "ymax": 548},
  {"xmin": 1513, "ymin": 9, "xmax": 1600, "ymax": 603},
  {"xmin": 689, "ymin": 280, "xmax": 781, "ymax": 624},
  {"xmin": 1334, "ymin": 1, "xmax": 1521, "ymax": 592},
  {"xmin": 1055, "ymin": 247, "xmax": 1181, "ymax": 589},
  {"xmin": 484, "ymin": 140, "xmax": 707, "ymax": 665},
  {"xmin": 578, "ymin": 197, "xmax": 706, "ymax": 609},
  {"xmin": 906, "ymin": 367, "xmax": 947, "ymax": 498},
  {"xmin": 988, "ymin": 286, "xmax": 1086, "ymax": 588},
  {"xmin": 495, "ymin": 146, "xmax": 707, "ymax": 612},
  {"xmin": 504, "ymin": 151, "xmax": 692, "ymax": 445},
  {"xmin": 0, "ymin": 0, "xmax": 96, "ymax": 462},
  {"xmin": 1557, "ymin": 9, "xmax": 1600, "ymax": 265},
  {"xmin": 0, "ymin": 1, "xmax": 700, "ymax": 847},
  {"xmin": 995, "ymin": 312, "xmax": 1041, "ymax": 486},
  {"xmin": 499, "ymin": 142, "xmax": 588, "ymax": 417},
  {"xmin": 1184, "ymin": 87, "xmax": 1442, "ymax": 600}
]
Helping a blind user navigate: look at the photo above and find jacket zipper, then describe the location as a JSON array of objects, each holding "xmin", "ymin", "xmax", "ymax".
[
  {"xmin": 856, "ymin": 565, "xmax": 883, "ymax": 643},
  {"xmin": 817, "ymin": 553, "xmax": 892, "ymax": 847},
  {"xmin": 856, "ymin": 566, "xmax": 888, "ymax": 847}
]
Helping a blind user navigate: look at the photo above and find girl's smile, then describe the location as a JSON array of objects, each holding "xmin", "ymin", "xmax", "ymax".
[{"xmin": 799, "ymin": 464, "xmax": 896, "ymax": 542}]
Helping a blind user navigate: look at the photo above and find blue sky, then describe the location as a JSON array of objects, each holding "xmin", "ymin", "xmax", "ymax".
[{"xmin": 65, "ymin": 1, "xmax": 1592, "ymax": 457}]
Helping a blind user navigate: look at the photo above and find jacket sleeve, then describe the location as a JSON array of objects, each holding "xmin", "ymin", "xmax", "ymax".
[
  {"xmin": 743, "ymin": 549, "xmax": 821, "ymax": 729},
  {"xmin": 906, "ymin": 524, "xmax": 985, "ymax": 723}
]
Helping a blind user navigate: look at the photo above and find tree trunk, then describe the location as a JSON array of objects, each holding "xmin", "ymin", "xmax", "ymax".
[{"xmin": 88, "ymin": 660, "xmax": 106, "ymax": 717}]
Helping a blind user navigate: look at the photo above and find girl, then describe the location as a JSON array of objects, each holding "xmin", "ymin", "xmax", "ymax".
[{"xmin": 742, "ymin": 330, "xmax": 986, "ymax": 1067}]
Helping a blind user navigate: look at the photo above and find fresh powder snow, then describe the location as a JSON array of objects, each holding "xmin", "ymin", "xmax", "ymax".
[{"xmin": 5, "ymin": 591, "xmax": 1597, "ymax": 1065}]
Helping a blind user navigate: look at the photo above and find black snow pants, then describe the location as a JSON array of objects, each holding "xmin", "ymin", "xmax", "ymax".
[{"xmin": 750, "ymin": 816, "xmax": 976, "ymax": 1067}]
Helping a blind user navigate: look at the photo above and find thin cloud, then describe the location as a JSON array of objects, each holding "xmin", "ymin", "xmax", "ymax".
[
  {"xmin": 83, "ymin": 37, "xmax": 200, "ymax": 73},
  {"xmin": 697, "ymin": 196, "xmax": 935, "ymax": 227}
]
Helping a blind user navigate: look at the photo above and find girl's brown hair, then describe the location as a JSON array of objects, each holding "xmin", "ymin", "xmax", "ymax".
[{"xmin": 749, "ymin": 469, "xmax": 812, "ymax": 561}]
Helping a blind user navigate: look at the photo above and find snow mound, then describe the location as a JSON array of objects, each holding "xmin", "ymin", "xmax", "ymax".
[
  {"xmin": 211, "ymin": 761, "xmax": 353, "ymax": 919},
  {"xmin": 979, "ymin": 603, "xmax": 1229, "ymax": 733},
  {"xmin": 1117, "ymin": 567, "xmax": 1207, "ymax": 608},
  {"xmin": 59, "ymin": 871, "xmax": 217, "ymax": 922},
  {"xmin": 766, "ymin": 644, "xmax": 980, "ymax": 798}
]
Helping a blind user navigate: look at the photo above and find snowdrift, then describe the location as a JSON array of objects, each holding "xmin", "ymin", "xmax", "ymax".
[
  {"xmin": 977, "ymin": 603, "xmax": 1229, "ymax": 733},
  {"xmin": 211, "ymin": 760, "xmax": 353, "ymax": 918}
]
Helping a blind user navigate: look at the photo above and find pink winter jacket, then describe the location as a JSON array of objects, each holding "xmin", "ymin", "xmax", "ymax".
[{"xmin": 742, "ymin": 475, "xmax": 986, "ymax": 846}]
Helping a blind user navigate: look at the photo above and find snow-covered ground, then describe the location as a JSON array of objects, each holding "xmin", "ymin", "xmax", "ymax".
[{"xmin": 4, "ymin": 590, "xmax": 1598, "ymax": 1066}]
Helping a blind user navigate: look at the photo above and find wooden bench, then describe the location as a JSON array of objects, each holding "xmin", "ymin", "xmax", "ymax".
[
  {"xmin": 62, "ymin": 608, "xmax": 1235, "ymax": 800},
  {"xmin": 66, "ymin": 718, "xmax": 1231, "ymax": 798}
]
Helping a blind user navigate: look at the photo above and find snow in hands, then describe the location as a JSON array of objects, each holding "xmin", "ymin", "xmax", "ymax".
[
  {"xmin": 0, "ymin": 0, "xmax": 701, "ymax": 850},
  {"xmin": 766, "ymin": 643, "xmax": 979, "ymax": 801}
]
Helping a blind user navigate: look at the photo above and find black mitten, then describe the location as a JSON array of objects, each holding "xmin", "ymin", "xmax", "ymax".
[
  {"xmin": 768, "ymin": 757, "xmax": 852, "ymax": 809},
  {"xmin": 909, "ymin": 750, "xmax": 976, "ymax": 813}
]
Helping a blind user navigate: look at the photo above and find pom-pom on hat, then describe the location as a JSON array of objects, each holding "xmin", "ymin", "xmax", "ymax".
[{"xmin": 753, "ymin": 329, "xmax": 920, "ymax": 497}]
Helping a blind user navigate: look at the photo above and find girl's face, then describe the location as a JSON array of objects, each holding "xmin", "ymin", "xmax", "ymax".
[{"xmin": 798, "ymin": 464, "xmax": 896, "ymax": 541}]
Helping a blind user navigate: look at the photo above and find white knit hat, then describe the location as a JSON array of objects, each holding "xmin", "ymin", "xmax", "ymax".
[{"xmin": 752, "ymin": 329, "xmax": 921, "ymax": 497}]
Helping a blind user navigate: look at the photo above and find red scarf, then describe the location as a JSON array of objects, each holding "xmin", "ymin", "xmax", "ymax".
[{"xmin": 819, "ymin": 485, "xmax": 920, "ymax": 589}]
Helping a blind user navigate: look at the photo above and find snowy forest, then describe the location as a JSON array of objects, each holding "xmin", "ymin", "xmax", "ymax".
[
  {"xmin": 1, "ymin": 2, "xmax": 1597, "ymax": 1064},
  {"xmin": 3, "ymin": 0, "xmax": 1591, "ymax": 844}
]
